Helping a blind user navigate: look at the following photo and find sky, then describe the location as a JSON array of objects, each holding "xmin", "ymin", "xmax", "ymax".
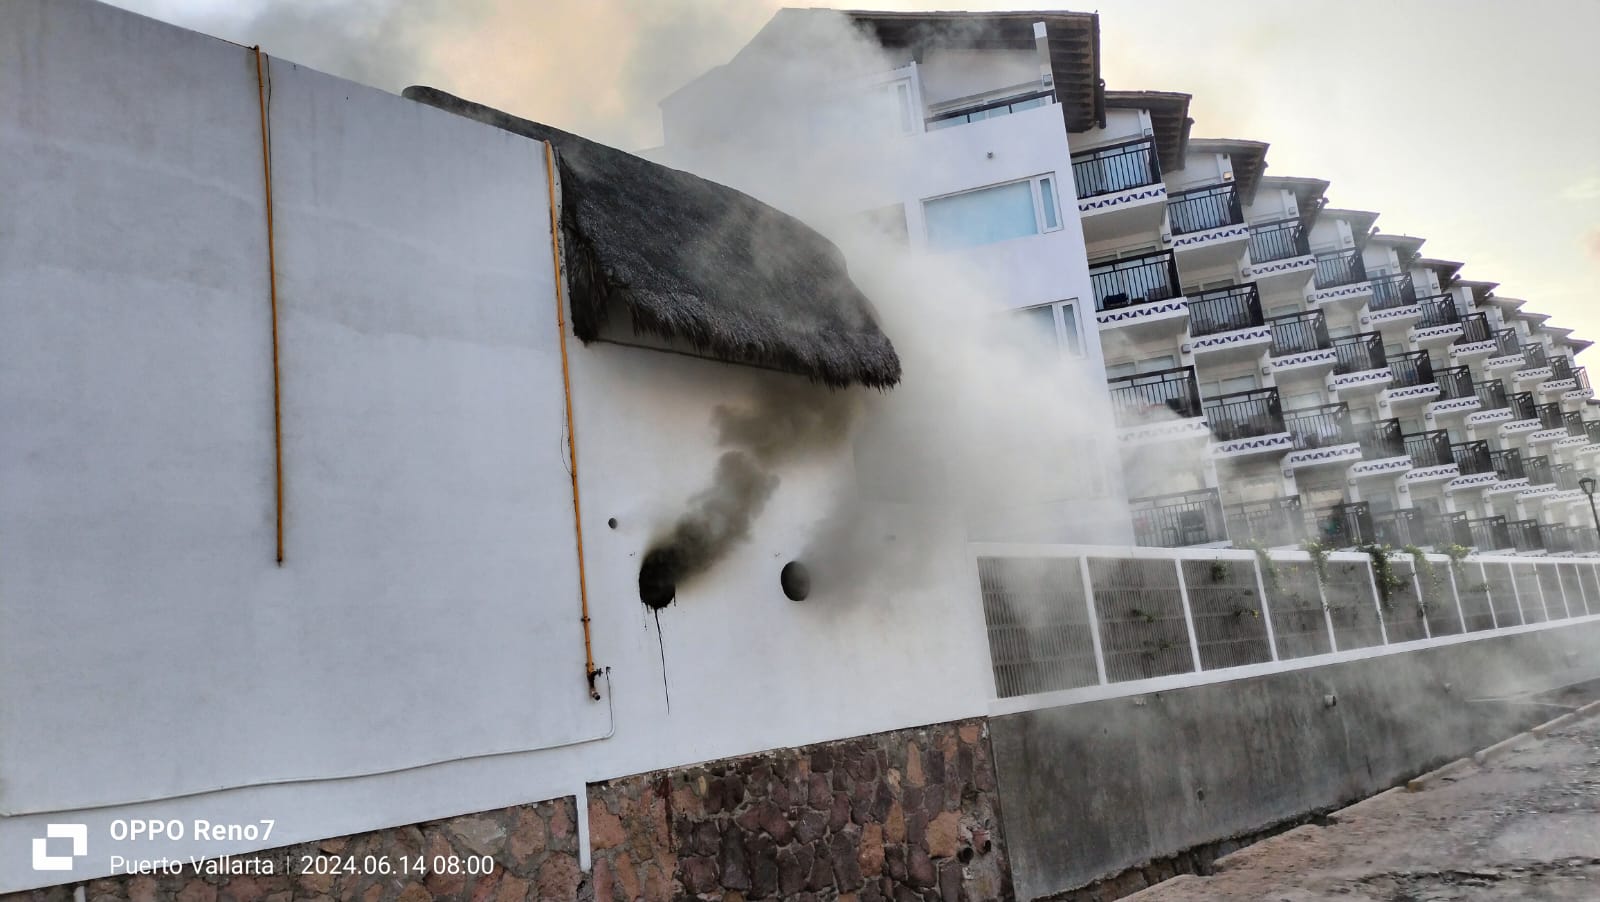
[{"xmin": 111, "ymin": 0, "xmax": 1600, "ymax": 358}]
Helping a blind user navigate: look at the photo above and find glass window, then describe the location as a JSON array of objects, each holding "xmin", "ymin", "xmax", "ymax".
[
  {"xmin": 1106, "ymin": 361, "xmax": 1137, "ymax": 379},
  {"xmin": 1038, "ymin": 176, "xmax": 1059, "ymax": 230},
  {"xmin": 1138, "ymin": 355, "xmax": 1178, "ymax": 373},
  {"xmin": 1058, "ymin": 302, "xmax": 1081, "ymax": 354},
  {"xmin": 924, "ymin": 180, "xmax": 1038, "ymax": 249},
  {"xmin": 1016, "ymin": 301, "xmax": 1082, "ymax": 357},
  {"xmin": 1219, "ymin": 374, "xmax": 1258, "ymax": 394}
]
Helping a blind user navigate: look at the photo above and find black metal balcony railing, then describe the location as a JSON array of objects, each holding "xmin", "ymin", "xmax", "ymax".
[
  {"xmin": 1475, "ymin": 379, "xmax": 1509, "ymax": 411},
  {"xmin": 1556, "ymin": 464, "xmax": 1582, "ymax": 492},
  {"xmin": 1226, "ymin": 496, "xmax": 1306, "ymax": 546},
  {"xmin": 1429, "ymin": 511, "xmax": 1473, "ymax": 550},
  {"xmin": 1491, "ymin": 328, "xmax": 1520, "ymax": 358},
  {"xmin": 1285, "ymin": 402, "xmax": 1354, "ymax": 450},
  {"xmin": 1525, "ymin": 455, "xmax": 1555, "ymax": 486},
  {"xmin": 1403, "ymin": 430, "xmax": 1453, "ymax": 468},
  {"xmin": 1550, "ymin": 356, "xmax": 1574, "ymax": 381},
  {"xmin": 1536, "ymin": 402, "xmax": 1565, "ymax": 431},
  {"xmin": 1367, "ymin": 272, "xmax": 1418, "ymax": 312},
  {"xmin": 1168, "ymin": 182, "xmax": 1245, "ymax": 235},
  {"xmin": 1331, "ymin": 331, "xmax": 1387, "ymax": 375},
  {"xmin": 1588, "ymin": 421, "xmax": 1600, "ymax": 445},
  {"xmin": 1415, "ymin": 294, "xmax": 1460, "ymax": 328},
  {"xmin": 1204, "ymin": 387, "xmax": 1285, "ymax": 442},
  {"xmin": 1354, "ymin": 418, "xmax": 1405, "ymax": 458},
  {"xmin": 1388, "ymin": 349, "xmax": 1435, "ymax": 388},
  {"xmin": 1435, "ymin": 365, "xmax": 1474, "ymax": 400},
  {"xmin": 1090, "ymin": 250, "xmax": 1183, "ymax": 311},
  {"xmin": 1373, "ymin": 509, "xmax": 1428, "ymax": 549},
  {"xmin": 1107, "ymin": 365, "xmax": 1202, "ymax": 426},
  {"xmin": 1130, "ymin": 488, "xmax": 1228, "ymax": 548},
  {"xmin": 1313, "ymin": 248, "xmax": 1368, "ymax": 290},
  {"xmin": 1247, "ymin": 218, "xmax": 1311, "ymax": 264},
  {"xmin": 1071, "ymin": 138, "xmax": 1162, "ymax": 200},
  {"xmin": 1577, "ymin": 529, "xmax": 1600, "ymax": 555},
  {"xmin": 1308, "ymin": 501, "xmax": 1374, "ymax": 548},
  {"xmin": 1565, "ymin": 411, "xmax": 1587, "ymax": 438},
  {"xmin": 1507, "ymin": 519, "xmax": 1545, "ymax": 553},
  {"xmin": 925, "ymin": 88, "xmax": 1055, "ymax": 130},
  {"xmin": 1187, "ymin": 283, "xmax": 1263, "ymax": 337},
  {"xmin": 1509, "ymin": 391, "xmax": 1538, "ymax": 422},
  {"xmin": 1222, "ymin": 492, "xmax": 1299, "ymax": 543},
  {"xmin": 1455, "ymin": 312, "xmax": 1493, "ymax": 345},
  {"xmin": 1490, "ymin": 447, "xmax": 1525, "ymax": 481},
  {"xmin": 1267, "ymin": 310, "xmax": 1331, "ymax": 357},
  {"xmin": 1468, "ymin": 516, "xmax": 1513, "ymax": 551},
  {"xmin": 1541, "ymin": 524, "xmax": 1574, "ymax": 555},
  {"xmin": 1573, "ymin": 367, "xmax": 1591, "ymax": 394},
  {"xmin": 1521, "ymin": 343, "xmax": 1548, "ymax": 369},
  {"xmin": 1450, "ymin": 440, "xmax": 1493, "ymax": 475}
]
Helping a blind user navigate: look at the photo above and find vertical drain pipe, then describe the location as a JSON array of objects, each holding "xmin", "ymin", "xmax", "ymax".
[
  {"xmin": 544, "ymin": 142, "xmax": 601, "ymax": 699},
  {"xmin": 253, "ymin": 47, "xmax": 286, "ymax": 565}
]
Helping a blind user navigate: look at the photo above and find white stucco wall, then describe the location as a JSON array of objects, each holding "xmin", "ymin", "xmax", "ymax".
[{"xmin": 0, "ymin": 0, "xmax": 1017, "ymax": 890}]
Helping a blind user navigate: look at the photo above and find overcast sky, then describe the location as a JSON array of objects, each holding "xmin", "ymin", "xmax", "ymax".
[{"xmin": 112, "ymin": 0, "xmax": 1600, "ymax": 358}]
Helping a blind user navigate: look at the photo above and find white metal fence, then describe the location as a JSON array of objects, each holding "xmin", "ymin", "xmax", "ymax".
[{"xmin": 974, "ymin": 544, "xmax": 1600, "ymax": 711}]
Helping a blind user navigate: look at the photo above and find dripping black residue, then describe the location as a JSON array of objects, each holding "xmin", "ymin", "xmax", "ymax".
[{"xmin": 653, "ymin": 607, "xmax": 671, "ymax": 713}]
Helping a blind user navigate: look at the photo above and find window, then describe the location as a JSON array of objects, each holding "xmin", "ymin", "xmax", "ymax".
[
  {"xmin": 923, "ymin": 175, "xmax": 1063, "ymax": 250},
  {"xmin": 1018, "ymin": 301, "xmax": 1083, "ymax": 356}
]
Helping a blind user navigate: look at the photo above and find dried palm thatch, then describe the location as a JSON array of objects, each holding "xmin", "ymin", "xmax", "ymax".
[{"xmin": 403, "ymin": 86, "xmax": 901, "ymax": 389}]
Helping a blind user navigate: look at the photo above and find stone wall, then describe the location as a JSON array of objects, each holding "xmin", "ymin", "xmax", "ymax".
[
  {"xmin": 0, "ymin": 797, "xmax": 582, "ymax": 902},
  {"xmin": 587, "ymin": 719, "xmax": 1011, "ymax": 901}
]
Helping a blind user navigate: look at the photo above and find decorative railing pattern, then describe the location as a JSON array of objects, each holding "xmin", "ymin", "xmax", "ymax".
[
  {"xmin": 1536, "ymin": 402, "xmax": 1565, "ymax": 431},
  {"xmin": 1450, "ymin": 440, "xmax": 1493, "ymax": 475},
  {"xmin": 1071, "ymin": 138, "xmax": 1162, "ymax": 200},
  {"xmin": 1436, "ymin": 365, "xmax": 1474, "ymax": 400},
  {"xmin": 1509, "ymin": 391, "xmax": 1538, "ymax": 422},
  {"xmin": 1492, "ymin": 328, "xmax": 1520, "ymax": 357},
  {"xmin": 1521, "ymin": 343, "xmax": 1549, "ymax": 369}
]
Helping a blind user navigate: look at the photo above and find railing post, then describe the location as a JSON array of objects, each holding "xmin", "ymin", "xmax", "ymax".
[
  {"xmin": 1319, "ymin": 560, "xmax": 1339, "ymax": 652},
  {"xmin": 1078, "ymin": 557, "xmax": 1108, "ymax": 685},
  {"xmin": 1507, "ymin": 563, "xmax": 1526, "ymax": 625},
  {"xmin": 1414, "ymin": 558, "xmax": 1431, "ymax": 640},
  {"xmin": 1251, "ymin": 552, "xmax": 1280, "ymax": 662},
  {"xmin": 1365, "ymin": 555, "xmax": 1392, "ymax": 645},
  {"xmin": 1480, "ymin": 562, "xmax": 1499, "ymax": 630},
  {"xmin": 1554, "ymin": 565, "xmax": 1574, "ymax": 619},
  {"xmin": 1448, "ymin": 558, "xmax": 1468, "ymax": 633},
  {"xmin": 1173, "ymin": 558, "xmax": 1204, "ymax": 673}
]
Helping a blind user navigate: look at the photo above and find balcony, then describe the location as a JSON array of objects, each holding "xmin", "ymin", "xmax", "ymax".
[
  {"xmin": 1307, "ymin": 501, "xmax": 1375, "ymax": 549},
  {"xmin": 1403, "ymin": 430, "xmax": 1454, "ymax": 469},
  {"xmin": 1556, "ymin": 463, "xmax": 1583, "ymax": 492},
  {"xmin": 1329, "ymin": 331, "xmax": 1391, "ymax": 394},
  {"xmin": 1507, "ymin": 519, "xmax": 1545, "ymax": 553},
  {"xmin": 1536, "ymin": 402, "xmax": 1566, "ymax": 431},
  {"xmin": 1468, "ymin": 515, "xmax": 1514, "ymax": 552},
  {"xmin": 1130, "ymin": 488, "xmax": 1228, "ymax": 548},
  {"xmin": 1415, "ymin": 295, "xmax": 1459, "ymax": 328},
  {"xmin": 1451, "ymin": 440, "xmax": 1494, "ymax": 475},
  {"xmin": 1565, "ymin": 411, "xmax": 1587, "ymax": 438},
  {"xmin": 1354, "ymin": 418, "xmax": 1405, "ymax": 459},
  {"xmin": 1366, "ymin": 272, "xmax": 1418, "ymax": 312},
  {"xmin": 1475, "ymin": 380, "xmax": 1508, "ymax": 411},
  {"xmin": 1168, "ymin": 183, "xmax": 1248, "ymax": 266},
  {"xmin": 1074, "ymin": 138, "xmax": 1166, "ymax": 241},
  {"xmin": 1313, "ymin": 248, "xmax": 1368, "ymax": 290},
  {"xmin": 1551, "ymin": 356, "xmax": 1574, "ymax": 381},
  {"xmin": 1483, "ymin": 329, "xmax": 1525, "ymax": 372},
  {"xmin": 1283, "ymin": 403, "xmax": 1361, "ymax": 469},
  {"xmin": 1383, "ymin": 349, "xmax": 1438, "ymax": 408},
  {"xmin": 1091, "ymin": 250, "xmax": 1188, "ymax": 333},
  {"xmin": 1541, "ymin": 524, "xmax": 1574, "ymax": 555},
  {"xmin": 1226, "ymin": 496, "xmax": 1305, "ymax": 547},
  {"xmin": 1427, "ymin": 365, "xmax": 1479, "ymax": 418},
  {"xmin": 1525, "ymin": 454, "xmax": 1555, "ymax": 486},
  {"xmin": 1491, "ymin": 447, "xmax": 1526, "ymax": 482},
  {"xmin": 1430, "ymin": 511, "xmax": 1474, "ymax": 550},
  {"xmin": 1446, "ymin": 313, "xmax": 1496, "ymax": 360},
  {"xmin": 926, "ymin": 89, "xmax": 1055, "ymax": 131},
  {"xmin": 1373, "ymin": 508, "xmax": 1427, "ymax": 548},
  {"xmin": 1508, "ymin": 391, "xmax": 1538, "ymax": 424},
  {"xmin": 1204, "ymin": 387, "xmax": 1288, "ymax": 451},
  {"xmin": 1108, "ymin": 364, "xmax": 1203, "ymax": 431},
  {"xmin": 1588, "ymin": 421, "xmax": 1600, "ymax": 445},
  {"xmin": 1186, "ymin": 285, "xmax": 1270, "ymax": 359},
  {"xmin": 1521, "ymin": 343, "xmax": 1549, "ymax": 369},
  {"xmin": 1243, "ymin": 218, "xmax": 1316, "ymax": 290}
]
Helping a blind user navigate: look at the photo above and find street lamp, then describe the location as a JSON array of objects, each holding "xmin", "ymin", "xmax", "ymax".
[{"xmin": 1582, "ymin": 477, "xmax": 1600, "ymax": 550}]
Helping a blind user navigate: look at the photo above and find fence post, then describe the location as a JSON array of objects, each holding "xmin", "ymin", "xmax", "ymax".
[
  {"xmin": 1481, "ymin": 562, "xmax": 1500, "ymax": 630},
  {"xmin": 1507, "ymin": 563, "xmax": 1526, "ymax": 625},
  {"xmin": 1251, "ymin": 553, "xmax": 1280, "ymax": 662},
  {"xmin": 1173, "ymin": 558, "xmax": 1204, "ymax": 674},
  {"xmin": 1078, "ymin": 557, "xmax": 1109, "ymax": 685},
  {"xmin": 1448, "ymin": 559, "xmax": 1468, "ymax": 633},
  {"xmin": 1364, "ymin": 555, "xmax": 1392, "ymax": 645}
]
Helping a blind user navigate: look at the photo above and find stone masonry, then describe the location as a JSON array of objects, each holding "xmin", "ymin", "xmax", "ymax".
[{"xmin": 586, "ymin": 718, "xmax": 1011, "ymax": 901}]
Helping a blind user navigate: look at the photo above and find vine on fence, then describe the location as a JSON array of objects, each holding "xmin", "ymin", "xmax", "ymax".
[
  {"xmin": 1300, "ymin": 539, "xmax": 1331, "ymax": 584},
  {"xmin": 1245, "ymin": 539, "xmax": 1284, "ymax": 599},
  {"xmin": 1402, "ymin": 544, "xmax": 1439, "ymax": 612},
  {"xmin": 1360, "ymin": 543, "xmax": 1408, "ymax": 611}
]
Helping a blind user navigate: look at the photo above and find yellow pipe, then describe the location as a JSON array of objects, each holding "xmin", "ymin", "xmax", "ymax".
[
  {"xmin": 544, "ymin": 142, "xmax": 601, "ymax": 699},
  {"xmin": 254, "ymin": 47, "xmax": 286, "ymax": 566}
]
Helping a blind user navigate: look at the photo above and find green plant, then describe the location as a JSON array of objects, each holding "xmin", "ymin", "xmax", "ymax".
[
  {"xmin": 1300, "ymin": 539, "xmax": 1331, "ymax": 584},
  {"xmin": 1403, "ymin": 544, "xmax": 1439, "ymax": 611},
  {"xmin": 1231, "ymin": 605, "xmax": 1259, "ymax": 619},
  {"xmin": 1360, "ymin": 543, "xmax": 1407, "ymax": 611},
  {"xmin": 1128, "ymin": 607, "xmax": 1156, "ymax": 624},
  {"xmin": 1245, "ymin": 539, "xmax": 1284, "ymax": 598},
  {"xmin": 1209, "ymin": 560, "xmax": 1230, "ymax": 583}
]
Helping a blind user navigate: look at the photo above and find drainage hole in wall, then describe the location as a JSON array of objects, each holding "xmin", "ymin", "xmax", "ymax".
[{"xmin": 781, "ymin": 561, "xmax": 811, "ymax": 601}]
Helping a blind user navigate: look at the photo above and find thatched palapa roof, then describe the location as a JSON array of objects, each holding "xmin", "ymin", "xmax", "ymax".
[{"xmin": 403, "ymin": 86, "xmax": 901, "ymax": 390}]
